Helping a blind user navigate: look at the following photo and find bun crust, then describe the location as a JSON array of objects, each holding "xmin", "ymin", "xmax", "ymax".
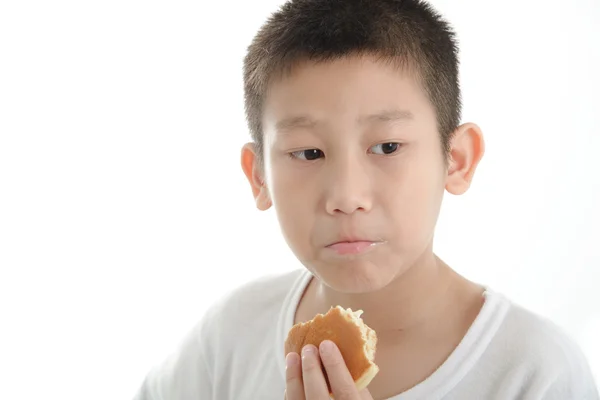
[{"xmin": 284, "ymin": 306, "xmax": 379, "ymax": 393}]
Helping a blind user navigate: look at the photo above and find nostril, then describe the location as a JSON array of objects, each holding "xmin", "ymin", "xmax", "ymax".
[{"xmin": 333, "ymin": 206, "xmax": 365, "ymax": 214}]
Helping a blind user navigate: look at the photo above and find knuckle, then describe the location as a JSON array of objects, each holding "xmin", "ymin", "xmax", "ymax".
[
  {"xmin": 285, "ymin": 373, "xmax": 299, "ymax": 384},
  {"xmin": 286, "ymin": 369, "xmax": 301, "ymax": 385},
  {"xmin": 285, "ymin": 357, "xmax": 301, "ymax": 385},
  {"xmin": 334, "ymin": 386, "xmax": 356, "ymax": 400},
  {"xmin": 322, "ymin": 352, "xmax": 344, "ymax": 368}
]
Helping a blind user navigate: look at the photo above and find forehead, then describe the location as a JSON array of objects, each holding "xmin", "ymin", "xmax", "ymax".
[{"xmin": 262, "ymin": 55, "xmax": 435, "ymax": 132}]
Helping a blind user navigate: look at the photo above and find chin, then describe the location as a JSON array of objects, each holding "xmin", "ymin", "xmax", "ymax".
[{"xmin": 309, "ymin": 259, "xmax": 397, "ymax": 294}]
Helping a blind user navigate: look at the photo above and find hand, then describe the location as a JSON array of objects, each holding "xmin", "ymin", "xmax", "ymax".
[{"xmin": 285, "ymin": 340, "xmax": 374, "ymax": 400}]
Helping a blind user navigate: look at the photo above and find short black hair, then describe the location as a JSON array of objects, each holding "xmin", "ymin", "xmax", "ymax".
[{"xmin": 243, "ymin": 0, "xmax": 461, "ymax": 161}]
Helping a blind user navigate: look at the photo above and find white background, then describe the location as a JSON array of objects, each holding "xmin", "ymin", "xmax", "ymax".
[{"xmin": 0, "ymin": 0, "xmax": 598, "ymax": 399}]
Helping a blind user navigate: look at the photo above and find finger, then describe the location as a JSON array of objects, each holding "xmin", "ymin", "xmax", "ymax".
[
  {"xmin": 301, "ymin": 344, "xmax": 329, "ymax": 398},
  {"xmin": 319, "ymin": 340, "xmax": 362, "ymax": 400},
  {"xmin": 285, "ymin": 352, "xmax": 305, "ymax": 400},
  {"xmin": 359, "ymin": 388, "xmax": 374, "ymax": 400}
]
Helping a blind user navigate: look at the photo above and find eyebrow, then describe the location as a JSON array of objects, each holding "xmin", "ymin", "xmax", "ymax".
[
  {"xmin": 274, "ymin": 109, "xmax": 414, "ymax": 133},
  {"xmin": 275, "ymin": 116, "xmax": 317, "ymax": 132},
  {"xmin": 360, "ymin": 109, "xmax": 414, "ymax": 124}
]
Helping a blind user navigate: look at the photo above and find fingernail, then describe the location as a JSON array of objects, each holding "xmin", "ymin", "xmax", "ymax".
[
  {"xmin": 319, "ymin": 340, "xmax": 334, "ymax": 356},
  {"xmin": 286, "ymin": 352, "xmax": 299, "ymax": 368},
  {"xmin": 302, "ymin": 345, "xmax": 316, "ymax": 359}
]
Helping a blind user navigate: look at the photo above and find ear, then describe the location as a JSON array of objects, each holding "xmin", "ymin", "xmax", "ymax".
[
  {"xmin": 241, "ymin": 143, "xmax": 272, "ymax": 211},
  {"xmin": 445, "ymin": 122, "xmax": 485, "ymax": 195}
]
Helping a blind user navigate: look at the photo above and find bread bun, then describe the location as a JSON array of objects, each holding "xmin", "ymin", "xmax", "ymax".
[{"xmin": 284, "ymin": 306, "xmax": 379, "ymax": 393}]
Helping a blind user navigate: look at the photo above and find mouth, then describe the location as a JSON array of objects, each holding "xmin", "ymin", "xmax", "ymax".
[{"xmin": 325, "ymin": 240, "xmax": 383, "ymax": 256}]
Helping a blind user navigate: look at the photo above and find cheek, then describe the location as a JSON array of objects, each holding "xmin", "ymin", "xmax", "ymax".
[
  {"xmin": 386, "ymin": 157, "xmax": 445, "ymax": 244},
  {"xmin": 270, "ymin": 169, "xmax": 317, "ymax": 249},
  {"xmin": 270, "ymin": 167, "xmax": 309, "ymax": 213}
]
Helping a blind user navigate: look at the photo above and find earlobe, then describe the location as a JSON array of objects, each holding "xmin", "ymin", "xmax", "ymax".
[
  {"xmin": 445, "ymin": 122, "xmax": 485, "ymax": 195},
  {"xmin": 256, "ymin": 190, "xmax": 272, "ymax": 211},
  {"xmin": 241, "ymin": 143, "xmax": 272, "ymax": 210}
]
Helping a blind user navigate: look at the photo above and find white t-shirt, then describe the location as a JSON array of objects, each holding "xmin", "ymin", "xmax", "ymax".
[{"xmin": 134, "ymin": 268, "xmax": 599, "ymax": 400}]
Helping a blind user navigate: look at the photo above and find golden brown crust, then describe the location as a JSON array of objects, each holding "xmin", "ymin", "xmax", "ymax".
[{"xmin": 284, "ymin": 306, "xmax": 379, "ymax": 393}]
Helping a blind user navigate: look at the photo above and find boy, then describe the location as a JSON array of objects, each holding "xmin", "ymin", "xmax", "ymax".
[{"xmin": 135, "ymin": 0, "xmax": 598, "ymax": 399}]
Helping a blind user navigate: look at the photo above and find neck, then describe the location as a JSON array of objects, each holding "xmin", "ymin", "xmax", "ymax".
[{"xmin": 310, "ymin": 248, "xmax": 463, "ymax": 339}]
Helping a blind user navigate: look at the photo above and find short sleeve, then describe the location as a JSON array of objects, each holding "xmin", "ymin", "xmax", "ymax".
[
  {"xmin": 132, "ymin": 307, "xmax": 217, "ymax": 400},
  {"xmin": 540, "ymin": 340, "xmax": 599, "ymax": 400}
]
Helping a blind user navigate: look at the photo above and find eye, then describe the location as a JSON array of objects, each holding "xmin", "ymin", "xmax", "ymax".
[
  {"xmin": 289, "ymin": 149, "xmax": 324, "ymax": 161},
  {"xmin": 369, "ymin": 142, "xmax": 401, "ymax": 155}
]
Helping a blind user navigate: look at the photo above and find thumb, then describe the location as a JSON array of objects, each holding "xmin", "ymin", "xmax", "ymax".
[{"xmin": 360, "ymin": 388, "xmax": 374, "ymax": 400}]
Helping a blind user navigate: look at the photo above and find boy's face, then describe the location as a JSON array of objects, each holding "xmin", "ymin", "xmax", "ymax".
[{"xmin": 248, "ymin": 56, "xmax": 454, "ymax": 294}]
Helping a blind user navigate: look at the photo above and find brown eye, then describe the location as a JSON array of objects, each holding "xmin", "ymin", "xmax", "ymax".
[
  {"xmin": 370, "ymin": 142, "xmax": 401, "ymax": 155},
  {"xmin": 290, "ymin": 149, "xmax": 324, "ymax": 160}
]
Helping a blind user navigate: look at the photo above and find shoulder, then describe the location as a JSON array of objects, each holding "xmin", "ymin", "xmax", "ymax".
[
  {"xmin": 133, "ymin": 269, "xmax": 307, "ymax": 399},
  {"xmin": 500, "ymin": 300, "xmax": 585, "ymax": 367},
  {"xmin": 488, "ymin": 294, "xmax": 598, "ymax": 398},
  {"xmin": 196, "ymin": 268, "xmax": 306, "ymax": 347},
  {"xmin": 205, "ymin": 268, "xmax": 305, "ymax": 325}
]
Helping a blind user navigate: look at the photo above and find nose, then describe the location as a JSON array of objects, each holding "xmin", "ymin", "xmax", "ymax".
[{"xmin": 325, "ymin": 157, "xmax": 373, "ymax": 215}]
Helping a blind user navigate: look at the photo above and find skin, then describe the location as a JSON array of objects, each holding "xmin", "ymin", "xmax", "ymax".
[
  {"xmin": 285, "ymin": 341, "xmax": 374, "ymax": 400},
  {"xmin": 241, "ymin": 54, "xmax": 485, "ymax": 399}
]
